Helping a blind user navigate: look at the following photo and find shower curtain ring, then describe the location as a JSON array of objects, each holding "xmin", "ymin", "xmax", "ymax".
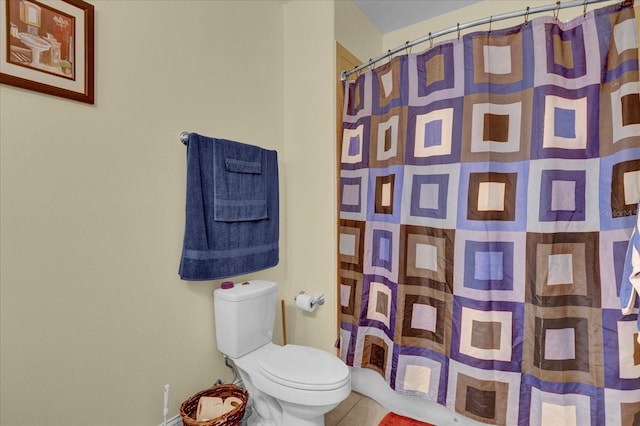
[
  {"xmin": 457, "ymin": 23, "xmax": 460, "ymax": 40},
  {"xmin": 554, "ymin": 1, "xmax": 561, "ymax": 20},
  {"xmin": 583, "ymin": 0, "xmax": 588, "ymax": 16},
  {"xmin": 428, "ymin": 32, "xmax": 433, "ymax": 48},
  {"xmin": 388, "ymin": 49, "xmax": 392, "ymax": 64},
  {"xmin": 488, "ymin": 15, "xmax": 492, "ymax": 34},
  {"xmin": 524, "ymin": 6, "xmax": 530, "ymax": 25},
  {"xmin": 405, "ymin": 40, "xmax": 411, "ymax": 55}
]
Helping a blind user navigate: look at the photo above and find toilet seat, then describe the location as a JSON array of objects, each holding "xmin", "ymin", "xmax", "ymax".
[
  {"xmin": 231, "ymin": 342, "xmax": 351, "ymax": 407},
  {"xmin": 258, "ymin": 344, "xmax": 350, "ymax": 391}
]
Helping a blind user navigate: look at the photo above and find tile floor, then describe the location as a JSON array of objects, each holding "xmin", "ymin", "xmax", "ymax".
[{"xmin": 325, "ymin": 392, "xmax": 388, "ymax": 426}]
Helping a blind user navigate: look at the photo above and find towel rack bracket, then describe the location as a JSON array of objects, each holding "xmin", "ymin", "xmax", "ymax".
[{"xmin": 180, "ymin": 132, "xmax": 189, "ymax": 145}]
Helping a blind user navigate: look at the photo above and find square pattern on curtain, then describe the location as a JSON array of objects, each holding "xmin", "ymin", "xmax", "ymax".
[{"xmin": 339, "ymin": 3, "xmax": 640, "ymax": 425}]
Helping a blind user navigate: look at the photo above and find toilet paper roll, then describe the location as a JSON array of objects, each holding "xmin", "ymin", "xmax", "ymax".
[
  {"xmin": 295, "ymin": 293, "xmax": 316, "ymax": 312},
  {"xmin": 222, "ymin": 396, "xmax": 243, "ymax": 414},
  {"xmin": 196, "ymin": 396, "xmax": 223, "ymax": 421}
]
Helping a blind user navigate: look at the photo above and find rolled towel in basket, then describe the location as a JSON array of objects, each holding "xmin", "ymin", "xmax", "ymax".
[
  {"xmin": 222, "ymin": 396, "xmax": 243, "ymax": 415},
  {"xmin": 196, "ymin": 396, "xmax": 223, "ymax": 421}
]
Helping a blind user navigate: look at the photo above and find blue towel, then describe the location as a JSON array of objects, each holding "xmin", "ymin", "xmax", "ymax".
[
  {"xmin": 214, "ymin": 139, "xmax": 268, "ymax": 222},
  {"xmin": 620, "ymin": 201, "xmax": 640, "ymax": 343},
  {"xmin": 179, "ymin": 133, "xmax": 279, "ymax": 281}
]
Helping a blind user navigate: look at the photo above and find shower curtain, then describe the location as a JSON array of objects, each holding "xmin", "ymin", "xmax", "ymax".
[{"xmin": 338, "ymin": 3, "xmax": 640, "ymax": 425}]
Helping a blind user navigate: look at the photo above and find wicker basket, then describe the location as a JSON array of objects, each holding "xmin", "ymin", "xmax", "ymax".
[{"xmin": 180, "ymin": 384, "xmax": 249, "ymax": 426}]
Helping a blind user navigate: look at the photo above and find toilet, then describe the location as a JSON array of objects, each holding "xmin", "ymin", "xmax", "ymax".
[{"xmin": 213, "ymin": 280, "xmax": 351, "ymax": 426}]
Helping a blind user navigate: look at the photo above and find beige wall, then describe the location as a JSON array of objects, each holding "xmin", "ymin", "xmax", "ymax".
[
  {"xmin": 1, "ymin": 0, "xmax": 353, "ymax": 423},
  {"xmin": 335, "ymin": 0, "xmax": 381, "ymax": 64},
  {"xmin": 0, "ymin": 1, "xmax": 288, "ymax": 425},
  {"xmin": 283, "ymin": 0, "xmax": 337, "ymax": 351}
]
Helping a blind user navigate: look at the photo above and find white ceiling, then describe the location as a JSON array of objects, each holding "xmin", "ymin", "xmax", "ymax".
[{"xmin": 353, "ymin": 0, "xmax": 483, "ymax": 34}]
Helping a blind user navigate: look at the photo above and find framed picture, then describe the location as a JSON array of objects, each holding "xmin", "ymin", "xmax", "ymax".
[{"xmin": 0, "ymin": 0, "xmax": 94, "ymax": 104}]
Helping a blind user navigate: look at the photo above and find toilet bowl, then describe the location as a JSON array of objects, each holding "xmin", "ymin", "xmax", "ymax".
[
  {"xmin": 213, "ymin": 280, "xmax": 351, "ymax": 426},
  {"xmin": 232, "ymin": 343, "xmax": 350, "ymax": 426}
]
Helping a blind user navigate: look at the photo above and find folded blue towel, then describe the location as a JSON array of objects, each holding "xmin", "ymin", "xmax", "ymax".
[
  {"xmin": 214, "ymin": 139, "xmax": 268, "ymax": 222},
  {"xmin": 620, "ymin": 201, "xmax": 640, "ymax": 343},
  {"xmin": 179, "ymin": 133, "xmax": 279, "ymax": 280}
]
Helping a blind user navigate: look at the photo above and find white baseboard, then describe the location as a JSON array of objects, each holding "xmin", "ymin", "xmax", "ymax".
[{"xmin": 158, "ymin": 414, "xmax": 182, "ymax": 426}]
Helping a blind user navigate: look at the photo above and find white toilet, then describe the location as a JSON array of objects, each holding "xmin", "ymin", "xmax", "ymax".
[{"xmin": 213, "ymin": 280, "xmax": 351, "ymax": 426}]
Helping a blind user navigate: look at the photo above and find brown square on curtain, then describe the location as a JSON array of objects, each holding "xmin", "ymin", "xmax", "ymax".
[
  {"xmin": 472, "ymin": 33, "xmax": 524, "ymax": 85},
  {"xmin": 401, "ymin": 294, "xmax": 445, "ymax": 344},
  {"xmin": 552, "ymin": 35, "xmax": 575, "ymax": 69},
  {"xmin": 399, "ymin": 225, "xmax": 455, "ymax": 293},
  {"xmin": 425, "ymin": 53, "xmax": 445, "ymax": 87},
  {"xmin": 470, "ymin": 320, "xmax": 502, "ymax": 350},
  {"xmin": 384, "ymin": 126, "xmax": 393, "ymax": 152},
  {"xmin": 467, "ymin": 172, "xmax": 518, "ymax": 221},
  {"xmin": 363, "ymin": 335, "xmax": 388, "ymax": 375},
  {"xmin": 482, "ymin": 113, "xmax": 510, "ymax": 142},
  {"xmin": 525, "ymin": 232, "xmax": 601, "ymax": 308},
  {"xmin": 621, "ymin": 93, "xmax": 640, "ymax": 126},
  {"xmin": 376, "ymin": 291, "xmax": 389, "ymax": 315},
  {"xmin": 375, "ymin": 174, "xmax": 395, "ymax": 214},
  {"xmin": 339, "ymin": 220, "xmax": 366, "ymax": 272},
  {"xmin": 395, "ymin": 285, "xmax": 452, "ymax": 354},
  {"xmin": 340, "ymin": 277, "xmax": 357, "ymax": 316},
  {"xmin": 369, "ymin": 106, "xmax": 407, "ymax": 168},
  {"xmin": 619, "ymin": 401, "xmax": 640, "ymax": 426},
  {"xmin": 533, "ymin": 316, "xmax": 590, "ymax": 372},
  {"xmin": 465, "ymin": 386, "xmax": 496, "ymax": 421},
  {"xmin": 455, "ymin": 373, "xmax": 509, "ymax": 424},
  {"xmin": 339, "ymin": 269, "xmax": 363, "ymax": 326},
  {"xmin": 611, "ymin": 159, "xmax": 640, "ymax": 218}
]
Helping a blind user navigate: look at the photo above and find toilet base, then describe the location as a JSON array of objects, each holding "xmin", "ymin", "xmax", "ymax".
[
  {"xmin": 243, "ymin": 405, "xmax": 329, "ymax": 426},
  {"xmin": 240, "ymin": 383, "xmax": 336, "ymax": 426},
  {"xmin": 279, "ymin": 400, "xmax": 335, "ymax": 426}
]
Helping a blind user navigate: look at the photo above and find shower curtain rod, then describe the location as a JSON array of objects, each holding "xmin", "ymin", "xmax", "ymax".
[{"xmin": 341, "ymin": 0, "xmax": 628, "ymax": 81}]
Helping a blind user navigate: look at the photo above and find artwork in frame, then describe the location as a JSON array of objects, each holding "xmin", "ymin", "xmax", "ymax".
[{"xmin": 0, "ymin": 0, "xmax": 94, "ymax": 104}]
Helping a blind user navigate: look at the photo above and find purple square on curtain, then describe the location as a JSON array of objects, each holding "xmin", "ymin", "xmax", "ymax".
[
  {"xmin": 475, "ymin": 251, "xmax": 504, "ymax": 281},
  {"xmin": 545, "ymin": 23, "xmax": 587, "ymax": 79},
  {"xmin": 539, "ymin": 169, "xmax": 586, "ymax": 222},
  {"xmin": 410, "ymin": 174, "xmax": 449, "ymax": 219},
  {"xmin": 372, "ymin": 229, "xmax": 393, "ymax": 271},
  {"xmin": 424, "ymin": 120, "xmax": 443, "ymax": 148},
  {"xmin": 340, "ymin": 176, "xmax": 362, "ymax": 213},
  {"xmin": 554, "ymin": 107, "xmax": 576, "ymax": 138},
  {"xmin": 348, "ymin": 135, "xmax": 361, "ymax": 156},
  {"xmin": 464, "ymin": 240, "xmax": 514, "ymax": 291}
]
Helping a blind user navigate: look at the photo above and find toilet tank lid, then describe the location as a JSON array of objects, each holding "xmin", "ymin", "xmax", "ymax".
[{"xmin": 213, "ymin": 280, "xmax": 277, "ymax": 302}]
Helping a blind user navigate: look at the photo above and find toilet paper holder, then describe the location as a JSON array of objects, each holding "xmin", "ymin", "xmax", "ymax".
[{"xmin": 295, "ymin": 291, "xmax": 325, "ymax": 308}]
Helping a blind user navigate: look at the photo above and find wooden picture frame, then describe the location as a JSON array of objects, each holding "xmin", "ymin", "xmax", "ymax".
[{"xmin": 0, "ymin": 0, "xmax": 94, "ymax": 104}]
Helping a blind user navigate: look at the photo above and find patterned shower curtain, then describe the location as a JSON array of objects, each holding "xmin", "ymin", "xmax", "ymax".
[{"xmin": 338, "ymin": 3, "xmax": 640, "ymax": 425}]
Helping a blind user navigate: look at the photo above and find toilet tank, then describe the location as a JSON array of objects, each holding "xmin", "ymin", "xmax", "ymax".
[{"xmin": 213, "ymin": 280, "xmax": 277, "ymax": 358}]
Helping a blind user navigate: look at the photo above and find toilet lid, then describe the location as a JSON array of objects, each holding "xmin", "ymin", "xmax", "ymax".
[{"xmin": 258, "ymin": 345, "xmax": 349, "ymax": 391}]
